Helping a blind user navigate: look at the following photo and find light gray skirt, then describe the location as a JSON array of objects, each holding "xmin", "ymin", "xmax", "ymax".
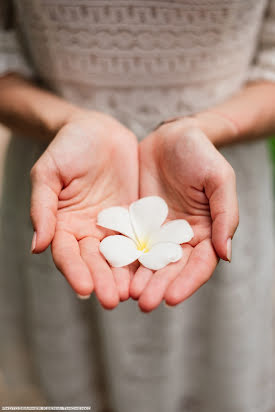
[{"xmin": 0, "ymin": 135, "xmax": 274, "ymax": 412}]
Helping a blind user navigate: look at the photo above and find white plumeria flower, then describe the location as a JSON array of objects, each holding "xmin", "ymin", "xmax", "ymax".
[{"xmin": 97, "ymin": 196, "xmax": 194, "ymax": 271}]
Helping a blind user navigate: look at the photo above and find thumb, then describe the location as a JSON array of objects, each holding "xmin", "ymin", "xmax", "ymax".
[
  {"xmin": 206, "ymin": 163, "xmax": 239, "ymax": 262},
  {"xmin": 30, "ymin": 152, "xmax": 62, "ymax": 253}
]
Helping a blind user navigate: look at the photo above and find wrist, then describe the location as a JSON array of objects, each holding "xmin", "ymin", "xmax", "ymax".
[
  {"xmin": 40, "ymin": 100, "xmax": 80, "ymax": 141},
  {"xmin": 156, "ymin": 111, "xmax": 239, "ymax": 147},
  {"xmin": 0, "ymin": 73, "xmax": 82, "ymax": 142},
  {"xmin": 194, "ymin": 110, "xmax": 239, "ymax": 146}
]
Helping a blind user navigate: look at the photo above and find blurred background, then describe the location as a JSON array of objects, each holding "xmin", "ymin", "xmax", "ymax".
[{"xmin": 0, "ymin": 124, "xmax": 47, "ymax": 405}]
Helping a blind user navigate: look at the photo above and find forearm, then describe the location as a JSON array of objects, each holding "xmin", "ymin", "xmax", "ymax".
[
  {"xmin": 0, "ymin": 73, "xmax": 77, "ymax": 142},
  {"xmin": 196, "ymin": 81, "xmax": 275, "ymax": 146}
]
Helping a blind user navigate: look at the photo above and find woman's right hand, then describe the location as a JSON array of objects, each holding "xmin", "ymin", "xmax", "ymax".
[{"xmin": 30, "ymin": 110, "xmax": 139, "ymax": 309}]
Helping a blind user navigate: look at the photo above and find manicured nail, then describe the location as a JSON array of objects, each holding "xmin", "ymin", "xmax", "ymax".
[
  {"xmin": 227, "ymin": 238, "xmax": 232, "ymax": 262},
  {"xmin": 31, "ymin": 231, "xmax": 37, "ymax": 253},
  {"xmin": 77, "ymin": 294, "xmax": 91, "ymax": 300}
]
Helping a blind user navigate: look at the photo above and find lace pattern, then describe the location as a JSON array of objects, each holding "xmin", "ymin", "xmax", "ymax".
[{"xmin": 7, "ymin": 0, "xmax": 271, "ymax": 137}]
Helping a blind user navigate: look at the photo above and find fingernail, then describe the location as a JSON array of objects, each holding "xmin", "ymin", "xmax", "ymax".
[
  {"xmin": 77, "ymin": 294, "xmax": 91, "ymax": 300},
  {"xmin": 227, "ymin": 238, "xmax": 232, "ymax": 262},
  {"xmin": 31, "ymin": 231, "xmax": 37, "ymax": 253},
  {"xmin": 164, "ymin": 301, "xmax": 174, "ymax": 308}
]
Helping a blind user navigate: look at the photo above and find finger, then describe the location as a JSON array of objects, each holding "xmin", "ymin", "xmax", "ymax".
[
  {"xmin": 129, "ymin": 261, "xmax": 140, "ymax": 281},
  {"xmin": 30, "ymin": 155, "xmax": 62, "ymax": 253},
  {"xmin": 129, "ymin": 265, "xmax": 153, "ymax": 300},
  {"xmin": 164, "ymin": 239, "xmax": 218, "ymax": 306},
  {"xmin": 79, "ymin": 237, "xmax": 119, "ymax": 310},
  {"xmin": 112, "ymin": 267, "xmax": 131, "ymax": 302},
  {"xmin": 138, "ymin": 245, "xmax": 192, "ymax": 312},
  {"xmin": 206, "ymin": 165, "xmax": 239, "ymax": 261},
  {"xmin": 52, "ymin": 231, "xmax": 94, "ymax": 296}
]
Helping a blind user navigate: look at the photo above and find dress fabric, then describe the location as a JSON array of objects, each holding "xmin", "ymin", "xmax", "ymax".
[{"xmin": 0, "ymin": 1, "xmax": 274, "ymax": 411}]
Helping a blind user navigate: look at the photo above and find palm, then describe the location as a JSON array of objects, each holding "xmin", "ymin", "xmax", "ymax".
[
  {"xmin": 131, "ymin": 120, "xmax": 238, "ymax": 311},
  {"xmin": 141, "ymin": 149, "xmax": 213, "ymax": 246},
  {"xmin": 31, "ymin": 112, "xmax": 138, "ymax": 308}
]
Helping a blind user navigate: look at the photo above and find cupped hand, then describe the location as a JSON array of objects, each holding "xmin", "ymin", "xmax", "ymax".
[
  {"xmin": 30, "ymin": 110, "xmax": 138, "ymax": 309},
  {"xmin": 130, "ymin": 117, "xmax": 239, "ymax": 311}
]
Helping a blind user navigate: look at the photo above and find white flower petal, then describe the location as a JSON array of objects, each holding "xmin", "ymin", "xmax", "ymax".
[
  {"xmin": 129, "ymin": 196, "xmax": 168, "ymax": 241},
  {"xmin": 97, "ymin": 206, "xmax": 135, "ymax": 239},
  {"xmin": 151, "ymin": 220, "xmax": 194, "ymax": 246},
  {"xmin": 99, "ymin": 235, "xmax": 142, "ymax": 267},
  {"xmin": 138, "ymin": 242, "xmax": 183, "ymax": 270}
]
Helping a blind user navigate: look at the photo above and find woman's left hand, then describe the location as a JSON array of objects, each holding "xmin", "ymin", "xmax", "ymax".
[{"xmin": 130, "ymin": 117, "xmax": 239, "ymax": 312}]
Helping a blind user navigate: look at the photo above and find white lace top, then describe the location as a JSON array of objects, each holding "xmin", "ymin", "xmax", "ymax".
[{"xmin": 1, "ymin": 0, "xmax": 275, "ymax": 138}]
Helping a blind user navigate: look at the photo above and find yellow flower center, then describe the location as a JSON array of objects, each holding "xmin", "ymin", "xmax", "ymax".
[{"xmin": 137, "ymin": 239, "xmax": 150, "ymax": 253}]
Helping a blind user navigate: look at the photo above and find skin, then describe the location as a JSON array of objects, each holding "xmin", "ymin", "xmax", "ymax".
[
  {"xmin": 0, "ymin": 74, "xmax": 275, "ymax": 311},
  {"xmin": 30, "ymin": 111, "xmax": 139, "ymax": 309},
  {"xmin": 131, "ymin": 118, "xmax": 238, "ymax": 311}
]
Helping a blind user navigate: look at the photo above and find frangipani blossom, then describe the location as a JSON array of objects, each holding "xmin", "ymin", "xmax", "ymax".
[{"xmin": 97, "ymin": 196, "xmax": 194, "ymax": 271}]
